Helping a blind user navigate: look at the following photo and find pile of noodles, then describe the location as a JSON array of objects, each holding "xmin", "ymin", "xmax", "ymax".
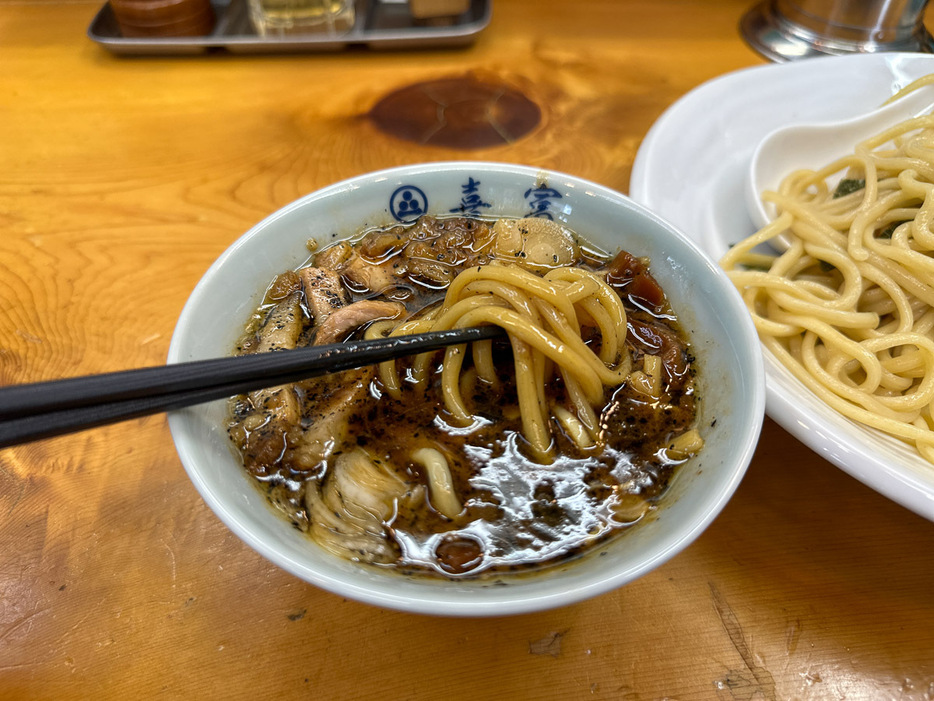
[
  {"xmin": 365, "ymin": 261, "xmax": 653, "ymax": 462},
  {"xmin": 721, "ymin": 75, "xmax": 934, "ymax": 463}
]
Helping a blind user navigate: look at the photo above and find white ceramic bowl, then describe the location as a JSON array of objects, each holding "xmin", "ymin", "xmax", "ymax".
[{"xmin": 167, "ymin": 162, "xmax": 765, "ymax": 617}]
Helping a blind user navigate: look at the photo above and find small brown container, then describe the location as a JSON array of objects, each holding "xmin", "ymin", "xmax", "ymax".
[{"xmin": 109, "ymin": 0, "xmax": 216, "ymax": 37}]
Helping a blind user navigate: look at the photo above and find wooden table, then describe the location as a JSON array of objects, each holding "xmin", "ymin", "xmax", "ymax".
[{"xmin": 2, "ymin": 1, "xmax": 933, "ymax": 698}]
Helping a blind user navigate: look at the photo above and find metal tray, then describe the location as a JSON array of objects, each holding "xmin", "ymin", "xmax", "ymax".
[{"xmin": 87, "ymin": 0, "xmax": 491, "ymax": 55}]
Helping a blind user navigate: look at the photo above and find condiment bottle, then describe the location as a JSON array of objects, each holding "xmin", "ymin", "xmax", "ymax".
[{"xmin": 109, "ymin": 0, "xmax": 216, "ymax": 37}]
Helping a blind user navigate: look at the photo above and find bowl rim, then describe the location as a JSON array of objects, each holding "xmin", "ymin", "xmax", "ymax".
[{"xmin": 167, "ymin": 161, "xmax": 766, "ymax": 616}]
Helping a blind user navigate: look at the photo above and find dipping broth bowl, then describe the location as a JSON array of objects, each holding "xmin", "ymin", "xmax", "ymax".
[{"xmin": 167, "ymin": 162, "xmax": 765, "ymax": 617}]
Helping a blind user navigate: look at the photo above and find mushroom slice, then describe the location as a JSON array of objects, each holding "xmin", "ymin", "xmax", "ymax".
[
  {"xmin": 314, "ymin": 300, "xmax": 405, "ymax": 345},
  {"xmin": 253, "ymin": 290, "xmax": 304, "ymax": 353},
  {"xmin": 299, "ymin": 267, "xmax": 349, "ymax": 323},
  {"xmin": 289, "ymin": 368, "xmax": 372, "ymax": 471}
]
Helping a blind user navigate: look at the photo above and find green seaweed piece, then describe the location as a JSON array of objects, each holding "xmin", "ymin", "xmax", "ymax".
[{"xmin": 833, "ymin": 178, "xmax": 866, "ymax": 198}]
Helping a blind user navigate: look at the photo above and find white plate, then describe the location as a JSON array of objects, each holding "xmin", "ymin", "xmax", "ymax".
[{"xmin": 630, "ymin": 53, "xmax": 934, "ymax": 522}]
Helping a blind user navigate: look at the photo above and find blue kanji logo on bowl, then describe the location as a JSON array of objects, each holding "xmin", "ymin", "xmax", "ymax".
[
  {"xmin": 450, "ymin": 177, "xmax": 491, "ymax": 216},
  {"xmin": 390, "ymin": 185, "xmax": 428, "ymax": 222},
  {"xmin": 524, "ymin": 185, "xmax": 562, "ymax": 220}
]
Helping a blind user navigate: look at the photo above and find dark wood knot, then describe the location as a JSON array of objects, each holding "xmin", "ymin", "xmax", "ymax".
[{"xmin": 369, "ymin": 75, "xmax": 541, "ymax": 150}]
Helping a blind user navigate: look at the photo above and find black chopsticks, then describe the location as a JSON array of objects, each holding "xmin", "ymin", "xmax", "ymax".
[{"xmin": 0, "ymin": 325, "xmax": 505, "ymax": 449}]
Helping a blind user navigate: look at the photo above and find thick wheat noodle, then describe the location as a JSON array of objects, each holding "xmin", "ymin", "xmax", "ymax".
[
  {"xmin": 460, "ymin": 279, "xmax": 539, "ymax": 384},
  {"xmin": 761, "ymin": 332, "xmax": 934, "ymax": 449},
  {"xmin": 513, "ymin": 336, "xmax": 550, "ymax": 458},
  {"xmin": 449, "ymin": 306, "xmax": 604, "ymax": 402},
  {"xmin": 367, "ymin": 318, "xmax": 436, "ymax": 397},
  {"xmin": 546, "ymin": 267, "xmax": 628, "ymax": 362},
  {"xmin": 471, "ymin": 339, "xmax": 497, "ymax": 385},
  {"xmin": 532, "ymin": 299, "xmax": 631, "ymax": 386},
  {"xmin": 560, "ymin": 368, "xmax": 599, "ymax": 433},
  {"xmin": 721, "ymin": 73, "xmax": 934, "ymax": 462},
  {"xmin": 366, "ymin": 263, "xmax": 633, "ymax": 457},
  {"xmin": 445, "ymin": 264, "xmax": 582, "ymax": 327}
]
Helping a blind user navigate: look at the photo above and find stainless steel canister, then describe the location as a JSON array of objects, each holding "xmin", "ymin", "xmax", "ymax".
[{"xmin": 741, "ymin": 0, "xmax": 933, "ymax": 61}]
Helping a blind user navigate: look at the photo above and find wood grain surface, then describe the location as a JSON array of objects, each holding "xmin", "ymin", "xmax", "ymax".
[{"xmin": 2, "ymin": 1, "xmax": 933, "ymax": 699}]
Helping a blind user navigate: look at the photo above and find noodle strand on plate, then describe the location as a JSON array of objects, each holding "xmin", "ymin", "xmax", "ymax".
[{"xmin": 722, "ymin": 78, "xmax": 934, "ymax": 463}]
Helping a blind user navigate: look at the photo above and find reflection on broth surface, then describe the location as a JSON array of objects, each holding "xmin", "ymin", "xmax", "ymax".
[{"xmin": 227, "ymin": 215, "xmax": 703, "ymax": 578}]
